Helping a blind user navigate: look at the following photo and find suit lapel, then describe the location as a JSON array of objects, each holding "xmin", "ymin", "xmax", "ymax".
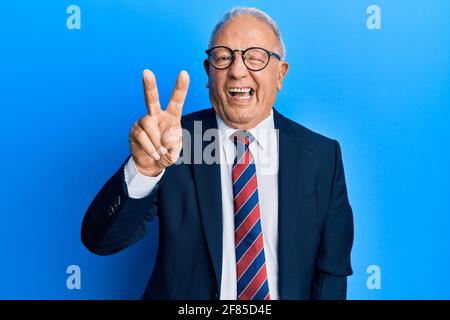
[
  {"xmin": 190, "ymin": 109, "xmax": 223, "ymax": 292},
  {"xmin": 274, "ymin": 109, "xmax": 315, "ymax": 299}
]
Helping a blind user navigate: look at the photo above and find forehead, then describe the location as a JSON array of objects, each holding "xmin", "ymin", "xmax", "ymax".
[{"xmin": 213, "ymin": 15, "xmax": 278, "ymax": 50}]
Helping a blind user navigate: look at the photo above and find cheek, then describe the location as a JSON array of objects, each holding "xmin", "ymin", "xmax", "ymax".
[
  {"xmin": 210, "ymin": 72, "xmax": 225, "ymax": 91},
  {"xmin": 256, "ymin": 75, "xmax": 278, "ymax": 100}
]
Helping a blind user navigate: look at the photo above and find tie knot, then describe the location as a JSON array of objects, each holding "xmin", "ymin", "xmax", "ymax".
[
  {"xmin": 231, "ymin": 131, "xmax": 255, "ymax": 147},
  {"xmin": 231, "ymin": 131, "xmax": 254, "ymax": 165}
]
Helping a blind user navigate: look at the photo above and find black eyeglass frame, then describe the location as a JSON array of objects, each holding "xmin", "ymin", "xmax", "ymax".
[{"xmin": 205, "ymin": 46, "xmax": 281, "ymax": 71}]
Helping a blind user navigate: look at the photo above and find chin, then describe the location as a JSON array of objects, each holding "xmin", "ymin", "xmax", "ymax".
[{"xmin": 223, "ymin": 105, "xmax": 261, "ymax": 128}]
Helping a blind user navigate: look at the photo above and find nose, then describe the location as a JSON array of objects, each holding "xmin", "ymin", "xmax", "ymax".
[{"xmin": 228, "ymin": 51, "xmax": 248, "ymax": 79}]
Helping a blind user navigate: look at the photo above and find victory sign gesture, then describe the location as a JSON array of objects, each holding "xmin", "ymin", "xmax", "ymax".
[{"xmin": 129, "ymin": 69, "xmax": 190, "ymax": 177}]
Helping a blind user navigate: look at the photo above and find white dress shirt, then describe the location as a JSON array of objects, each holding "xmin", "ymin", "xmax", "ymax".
[{"xmin": 124, "ymin": 111, "xmax": 279, "ymax": 300}]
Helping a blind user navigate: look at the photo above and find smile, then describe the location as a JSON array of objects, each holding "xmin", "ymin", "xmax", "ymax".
[{"xmin": 227, "ymin": 87, "xmax": 255, "ymax": 100}]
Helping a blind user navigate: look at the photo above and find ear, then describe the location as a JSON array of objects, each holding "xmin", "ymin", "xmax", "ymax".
[
  {"xmin": 203, "ymin": 59, "xmax": 210, "ymax": 76},
  {"xmin": 276, "ymin": 61, "xmax": 289, "ymax": 91},
  {"xmin": 203, "ymin": 59, "xmax": 211, "ymax": 88}
]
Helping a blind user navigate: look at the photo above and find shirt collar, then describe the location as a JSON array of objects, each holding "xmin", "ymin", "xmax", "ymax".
[{"xmin": 215, "ymin": 109, "xmax": 275, "ymax": 153}]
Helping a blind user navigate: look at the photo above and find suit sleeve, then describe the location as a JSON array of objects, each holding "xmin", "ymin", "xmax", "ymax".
[
  {"xmin": 312, "ymin": 141, "xmax": 354, "ymax": 300},
  {"xmin": 81, "ymin": 158, "xmax": 163, "ymax": 255}
]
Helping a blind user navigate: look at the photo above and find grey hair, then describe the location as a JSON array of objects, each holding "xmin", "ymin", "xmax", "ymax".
[{"xmin": 208, "ymin": 7, "xmax": 286, "ymax": 60}]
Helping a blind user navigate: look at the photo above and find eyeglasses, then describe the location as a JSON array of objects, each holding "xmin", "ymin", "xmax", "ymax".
[{"xmin": 205, "ymin": 46, "xmax": 281, "ymax": 71}]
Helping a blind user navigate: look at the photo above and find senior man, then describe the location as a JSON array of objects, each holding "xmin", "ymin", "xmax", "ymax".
[{"xmin": 82, "ymin": 7, "xmax": 354, "ymax": 300}]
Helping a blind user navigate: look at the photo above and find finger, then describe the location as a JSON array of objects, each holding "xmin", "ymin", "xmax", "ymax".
[
  {"xmin": 138, "ymin": 116, "xmax": 167, "ymax": 155},
  {"xmin": 166, "ymin": 70, "xmax": 190, "ymax": 118},
  {"xmin": 131, "ymin": 123, "xmax": 160, "ymax": 160},
  {"xmin": 143, "ymin": 69, "xmax": 162, "ymax": 115},
  {"xmin": 167, "ymin": 141, "xmax": 183, "ymax": 163}
]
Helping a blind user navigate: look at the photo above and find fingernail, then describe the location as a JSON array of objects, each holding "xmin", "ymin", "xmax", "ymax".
[
  {"xmin": 151, "ymin": 151, "xmax": 160, "ymax": 160},
  {"xmin": 159, "ymin": 146, "xmax": 168, "ymax": 154}
]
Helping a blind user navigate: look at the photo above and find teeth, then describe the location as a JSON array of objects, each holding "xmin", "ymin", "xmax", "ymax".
[
  {"xmin": 235, "ymin": 94, "xmax": 251, "ymax": 100},
  {"xmin": 228, "ymin": 87, "xmax": 252, "ymax": 93}
]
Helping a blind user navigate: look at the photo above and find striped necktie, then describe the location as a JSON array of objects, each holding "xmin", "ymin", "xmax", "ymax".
[{"xmin": 232, "ymin": 131, "xmax": 270, "ymax": 300}]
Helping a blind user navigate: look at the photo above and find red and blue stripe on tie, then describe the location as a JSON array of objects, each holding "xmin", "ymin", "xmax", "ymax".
[{"xmin": 232, "ymin": 131, "xmax": 270, "ymax": 300}]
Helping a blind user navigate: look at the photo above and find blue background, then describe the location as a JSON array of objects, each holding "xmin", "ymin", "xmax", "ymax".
[{"xmin": 1, "ymin": 0, "xmax": 449, "ymax": 299}]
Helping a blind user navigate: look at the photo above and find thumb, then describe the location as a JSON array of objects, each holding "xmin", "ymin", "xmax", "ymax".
[{"xmin": 161, "ymin": 126, "xmax": 182, "ymax": 149}]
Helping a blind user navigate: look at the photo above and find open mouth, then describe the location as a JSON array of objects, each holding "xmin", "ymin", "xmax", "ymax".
[{"xmin": 227, "ymin": 87, "xmax": 255, "ymax": 100}]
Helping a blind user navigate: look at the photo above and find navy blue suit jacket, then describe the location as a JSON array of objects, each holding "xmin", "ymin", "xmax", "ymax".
[{"xmin": 81, "ymin": 108, "xmax": 354, "ymax": 300}]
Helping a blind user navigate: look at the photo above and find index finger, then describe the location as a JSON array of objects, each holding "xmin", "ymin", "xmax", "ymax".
[
  {"xmin": 166, "ymin": 70, "xmax": 190, "ymax": 118},
  {"xmin": 142, "ymin": 69, "xmax": 162, "ymax": 115}
]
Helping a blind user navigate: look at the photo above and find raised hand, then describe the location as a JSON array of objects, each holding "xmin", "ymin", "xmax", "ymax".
[{"xmin": 129, "ymin": 69, "xmax": 189, "ymax": 176}]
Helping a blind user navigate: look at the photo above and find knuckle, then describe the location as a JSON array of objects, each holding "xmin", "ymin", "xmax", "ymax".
[
  {"xmin": 130, "ymin": 123, "xmax": 140, "ymax": 137},
  {"xmin": 140, "ymin": 115, "xmax": 158, "ymax": 131},
  {"xmin": 138, "ymin": 115, "xmax": 148, "ymax": 128},
  {"xmin": 135, "ymin": 128, "xmax": 148, "ymax": 142}
]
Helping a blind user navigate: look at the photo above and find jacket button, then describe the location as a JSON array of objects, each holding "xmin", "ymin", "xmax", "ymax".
[{"xmin": 107, "ymin": 205, "xmax": 115, "ymax": 217}]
